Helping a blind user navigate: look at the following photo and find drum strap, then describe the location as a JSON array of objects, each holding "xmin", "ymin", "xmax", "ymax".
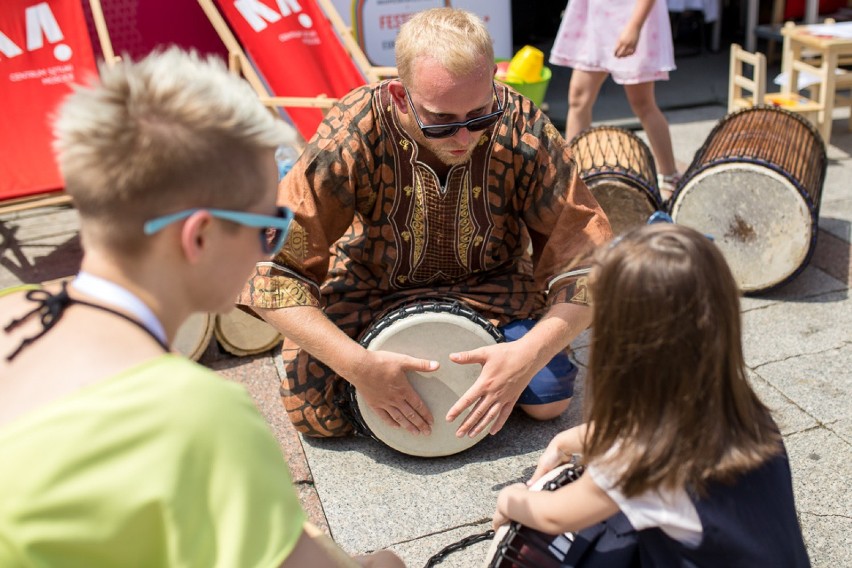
[
  {"xmin": 4, "ymin": 281, "xmax": 170, "ymax": 362},
  {"xmin": 424, "ymin": 529, "xmax": 495, "ymax": 567}
]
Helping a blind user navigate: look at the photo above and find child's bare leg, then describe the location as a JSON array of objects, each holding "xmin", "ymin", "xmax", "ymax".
[
  {"xmin": 624, "ymin": 81, "xmax": 679, "ymax": 200},
  {"xmin": 566, "ymin": 69, "xmax": 608, "ymax": 143}
]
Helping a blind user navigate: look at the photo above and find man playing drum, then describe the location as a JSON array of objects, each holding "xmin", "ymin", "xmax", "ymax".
[{"xmin": 240, "ymin": 8, "xmax": 612, "ymax": 440}]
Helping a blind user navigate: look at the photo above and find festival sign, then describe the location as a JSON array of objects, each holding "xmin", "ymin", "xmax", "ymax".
[
  {"xmin": 1, "ymin": 0, "xmax": 97, "ymax": 200},
  {"xmin": 343, "ymin": 0, "xmax": 512, "ymax": 67}
]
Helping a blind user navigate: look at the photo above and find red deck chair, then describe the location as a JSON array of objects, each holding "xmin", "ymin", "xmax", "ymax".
[
  {"xmin": 0, "ymin": 0, "xmax": 99, "ymax": 212},
  {"xmin": 197, "ymin": 0, "xmax": 397, "ymax": 142}
]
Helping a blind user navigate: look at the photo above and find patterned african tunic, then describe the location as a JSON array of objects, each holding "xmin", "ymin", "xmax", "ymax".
[{"xmin": 237, "ymin": 81, "xmax": 612, "ymax": 437}]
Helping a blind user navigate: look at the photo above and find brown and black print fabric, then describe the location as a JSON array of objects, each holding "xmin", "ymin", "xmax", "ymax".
[{"xmin": 237, "ymin": 81, "xmax": 613, "ymax": 437}]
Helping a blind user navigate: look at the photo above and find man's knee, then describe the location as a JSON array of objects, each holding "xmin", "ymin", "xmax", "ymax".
[{"xmin": 519, "ymin": 397, "xmax": 571, "ymax": 421}]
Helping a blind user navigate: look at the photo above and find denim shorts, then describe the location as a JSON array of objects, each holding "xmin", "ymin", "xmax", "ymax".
[{"xmin": 499, "ymin": 319, "xmax": 578, "ymax": 405}]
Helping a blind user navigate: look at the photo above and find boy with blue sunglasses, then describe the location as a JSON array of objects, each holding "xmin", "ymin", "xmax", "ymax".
[{"xmin": 0, "ymin": 48, "xmax": 403, "ymax": 568}]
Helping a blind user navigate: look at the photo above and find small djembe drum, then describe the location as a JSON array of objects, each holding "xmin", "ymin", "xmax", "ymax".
[{"xmin": 570, "ymin": 125, "xmax": 663, "ymax": 236}]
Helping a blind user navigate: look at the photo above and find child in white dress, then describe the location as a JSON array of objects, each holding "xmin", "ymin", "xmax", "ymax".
[{"xmin": 551, "ymin": 0, "xmax": 681, "ymax": 199}]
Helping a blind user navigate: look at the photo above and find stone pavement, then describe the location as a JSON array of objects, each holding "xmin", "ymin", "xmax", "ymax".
[{"xmin": 1, "ymin": 104, "xmax": 850, "ymax": 567}]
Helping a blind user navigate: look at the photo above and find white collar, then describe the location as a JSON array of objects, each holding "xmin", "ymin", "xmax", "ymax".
[{"xmin": 71, "ymin": 271, "xmax": 168, "ymax": 346}]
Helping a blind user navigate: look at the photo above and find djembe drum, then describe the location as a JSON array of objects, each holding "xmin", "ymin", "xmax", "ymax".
[
  {"xmin": 483, "ymin": 463, "xmax": 585, "ymax": 568},
  {"xmin": 173, "ymin": 312, "xmax": 214, "ymax": 361},
  {"xmin": 669, "ymin": 106, "xmax": 826, "ymax": 294},
  {"xmin": 345, "ymin": 300, "xmax": 503, "ymax": 457},
  {"xmin": 214, "ymin": 307, "xmax": 282, "ymax": 356},
  {"xmin": 570, "ymin": 126, "xmax": 663, "ymax": 235}
]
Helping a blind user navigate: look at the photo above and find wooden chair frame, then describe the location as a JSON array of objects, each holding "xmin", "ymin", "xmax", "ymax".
[{"xmin": 196, "ymin": 0, "xmax": 397, "ymax": 139}]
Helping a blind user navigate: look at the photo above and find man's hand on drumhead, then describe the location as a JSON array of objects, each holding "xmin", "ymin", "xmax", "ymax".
[
  {"xmin": 446, "ymin": 342, "xmax": 536, "ymax": 438},
  {"xmin": 352, "ymin": 350, "xmax": 437, "ymax": 435}
]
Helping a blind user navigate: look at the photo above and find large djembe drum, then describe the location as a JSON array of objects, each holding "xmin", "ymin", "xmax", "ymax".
[
  {"xmin": 344, "ymin": 300, "xmax": 503, "ymax": 457},
  {"xmin": 669, "ymin": 106, "xmax": 826, "ymax": 294}
]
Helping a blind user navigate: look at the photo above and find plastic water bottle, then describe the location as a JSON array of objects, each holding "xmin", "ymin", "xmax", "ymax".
[{"xmin": 275, "ymin": 144, "xmax": 300, "ymax": 181}]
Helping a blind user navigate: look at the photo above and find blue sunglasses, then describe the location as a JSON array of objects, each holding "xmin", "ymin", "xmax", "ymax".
[{"xmin": 143, "ymin": 206, "xmax": 294, "ymax": 255}]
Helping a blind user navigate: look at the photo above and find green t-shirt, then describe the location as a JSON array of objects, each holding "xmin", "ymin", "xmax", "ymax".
[{"xmin": 0, "ymin": 355, "xmax": 305, "ymax": 567}]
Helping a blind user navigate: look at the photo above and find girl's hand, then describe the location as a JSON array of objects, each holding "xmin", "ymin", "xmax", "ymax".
[
  {"xmin": 528, "ymin": 444, "xmax": 571, "ymax": 486},
  {"xmin": 493, "ymin": 483, "xmax": 528, "ymax": 530},
  {"xmin": 614, "ymin": 25, "xmax": 641, "ymax": 58},
  {"xmin": 492, "ymin": 508, "xmax": 510, "ymax": 531}
]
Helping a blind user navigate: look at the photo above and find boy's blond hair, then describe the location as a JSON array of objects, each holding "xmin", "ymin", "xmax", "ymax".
[{"xmin": 53, "ymin": 47, "xmax": 294, "ymax": 252}]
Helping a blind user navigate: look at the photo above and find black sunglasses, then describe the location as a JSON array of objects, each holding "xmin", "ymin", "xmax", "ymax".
[{"xmin": 404, "ymin": 82, "xmax": 504, "ymax": 139}]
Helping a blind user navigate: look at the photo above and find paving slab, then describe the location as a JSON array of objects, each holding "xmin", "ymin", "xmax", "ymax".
[
  {"xmin": 748, "ymin": 370, "xmax": 819, "ymax": 436},
  {"xmin": 825, "ymin": 415, "xmax": 852, "ymax": 446},
  {"xmin": 389, "ymin": 520, "xmax": 493, "ymax": 568},
  {"xmin": 755, "ymin": 344, "xmax": 852, "ymax": 428},
  {"xmin": 798, "ymin": 512, "xmax": 852, "ymax": 568},
  {"xmin": 785, "ymin": 428, "xmax": 852, "ymax": 568},
  {"xmin": 822, "ymin": 162, "xmax": 852, "ymax": 203},
  {"xmin": 300, "ymin": 365, "xmax": 589, "ymax": 556},
  {"xmin": 811, "ymin": 229, "xmax": 852, "ymax": 287},
  {"xmin": 819, "ymin": 202, "xmax": 852, "ymax": 244},
  {"xmin": 0, "ymin": 205, "xmax": 81, "ymax": 287},
  {"xmin": 740, "ymin": 264, "xmax": 847, "ymax": 312},
  {"xmin": 741, "ymin": 290, "xmax": 852, "ymax": 367}
]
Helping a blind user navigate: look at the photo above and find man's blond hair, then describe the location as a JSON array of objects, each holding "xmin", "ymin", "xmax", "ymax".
[
  {"xmin": 53, "ymin": 47, "xmax": 294, "ymax": 252},
  {"xmin": 395, "ymin": 8, "xmax": 494, "ymax": 87}
]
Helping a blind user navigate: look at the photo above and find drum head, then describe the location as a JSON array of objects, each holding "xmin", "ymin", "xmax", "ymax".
[
  {"xmin": 587, "ymin": 177, "xmax": 658, "ymax": 236},
  {"xmin": 173, "ymin": 312, "xmax": 214, "ymax": 361},
  {"xmin": 357, "ymin": 311, "xmax": 499, "ymax": 457},
  {"xmin": 215, "ymin": 308, "xmax": 282, "ymax": 356},
  {"xmin": 671, "ymin": 163, "xmax": 814, "ymax": 293}
]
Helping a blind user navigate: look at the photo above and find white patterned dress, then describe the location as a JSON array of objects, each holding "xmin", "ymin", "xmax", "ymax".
[{"xmin": 549, "ymin": 0, "xmax": 676, "ymax": 84}]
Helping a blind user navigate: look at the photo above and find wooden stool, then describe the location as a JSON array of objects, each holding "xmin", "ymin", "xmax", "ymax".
[{"xmin": 729, "ymin": 43, "xmax": 823, "ymax": 127}]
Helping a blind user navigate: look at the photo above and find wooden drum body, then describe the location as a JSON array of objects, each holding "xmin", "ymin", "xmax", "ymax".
[
  {"xmin": 570, "ymin": 126, "xmax": 662, "ymax": 235},
  {"xmin": 215, "ymin": 307, "xmax": 282, "ymax": 356},
  {"xmin": 173, "ymin": 312, "xmax": 214, "ymax": 361},
  {"xmin": 670, "ymin": 107, "xmax": 826, "ymax": 294},
  {"xmin": 347, "ymin": 301, "xmax": 503, "ymax": 457},
  {"xmin": 484, "ymin": 464, "xmax": 585, "ymax": 567}
]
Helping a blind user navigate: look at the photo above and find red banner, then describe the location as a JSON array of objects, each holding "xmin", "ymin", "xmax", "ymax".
[
  {"xmin": 0, "ymin": 0, "xmax": 98, "ymax": 200},
  {"xmin": 215, "ymin": 0, "xmax": 367, "ymax": 139}
]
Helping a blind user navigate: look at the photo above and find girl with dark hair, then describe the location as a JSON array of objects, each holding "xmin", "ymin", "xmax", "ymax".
[{"xmin": 492, "ymin": 223, "xmax": 810, "ymax": 566}]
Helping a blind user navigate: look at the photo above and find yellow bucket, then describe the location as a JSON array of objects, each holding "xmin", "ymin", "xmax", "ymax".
[
  {"xmin": 507, "ymin": 45, "xmax": 544, "ymax": 83},
  {"xmin": 496, "ymin": 58, "xmax": 552, "ymax": 107}
]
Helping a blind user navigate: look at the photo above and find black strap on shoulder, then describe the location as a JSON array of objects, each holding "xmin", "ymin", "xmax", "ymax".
[{"xmin": 4, "ymin": 282, "xmax": 169, "ymax": 361}]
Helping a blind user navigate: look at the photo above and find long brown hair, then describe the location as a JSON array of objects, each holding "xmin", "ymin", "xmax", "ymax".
[{"xmin": 584, "ymin": 224, "xmax": 781, "ymax": 497}]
